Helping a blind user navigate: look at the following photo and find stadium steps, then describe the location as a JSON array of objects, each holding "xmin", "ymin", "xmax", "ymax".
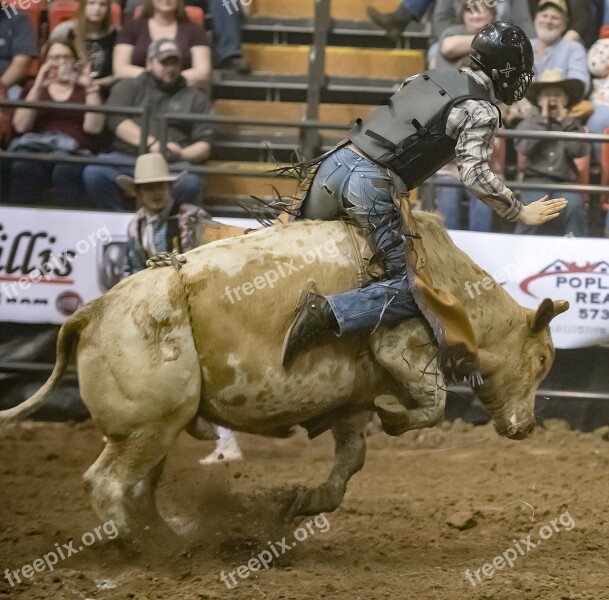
[
  {"xmin": 206, "ymin": 161, "xmax": 300, "ymax": 216},
  {"xmin": 212, "ymin": 99, "xmax": 376, "ymax": 160}
]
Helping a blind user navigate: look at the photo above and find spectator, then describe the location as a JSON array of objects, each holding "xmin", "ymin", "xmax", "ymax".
[
  {"xmin": 119, "ymin": 152, "xmax": 211, "ymax": 274},
  {"xmin": 367, "ymin": 0, "xmax": 534, "ymax": 41},
  {"xmin": 437, "ymin": 0, "xmax": 496, "ymax": 69},
  {"xmin": 113, "ymin": 0, "xmax": 211, "ymax": 87},
  {"xmin": 435, "ymin": 0, "xmax": 534, "ymax": 39},
  {"xmin": 527, "ymin": 0, "xmax": 602, "ymax": 48},
  {"xmin": 514, "ymin": 70, "xmax": 589, "ymax": 236},
  {"xmin": 587, "ymin": 39, "xmax": 609, "ymax": 164},
  {"xmin": 50, "ymin": 0, "xmax": 118, "ymax": 91},
  {"xmin": 0, "ymin": 8, "xmax": 38, "ymax": 98},
  {"xmin": 9, "ymin": 39, "xmax": 104, "ymax": 206},
  {"xmin": 531, "ymin": 0, "xmax": 590, "ymax": 93},
  {"xmin": 83, "ymin": 38, "xmax": 213, "ymax": 210},
  {"xmin": 194, "ymin": 0, "xmax": 250, "ymax": 73}
]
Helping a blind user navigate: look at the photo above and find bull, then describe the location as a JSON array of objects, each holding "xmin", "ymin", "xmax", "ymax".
[{"xmin": 0, "ymin": 213, "xmax": 568, "ymax": 539}]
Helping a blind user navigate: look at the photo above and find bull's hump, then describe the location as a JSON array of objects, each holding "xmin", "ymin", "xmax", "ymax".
[{"xmin": 180, "ymin": 221, "xmax": 355, "ymax": 279}]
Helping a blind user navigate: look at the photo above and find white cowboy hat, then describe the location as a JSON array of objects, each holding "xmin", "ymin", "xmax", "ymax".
[{"xmin": 116, "ymin": 153, "xmax": 186, "ymax": 196}]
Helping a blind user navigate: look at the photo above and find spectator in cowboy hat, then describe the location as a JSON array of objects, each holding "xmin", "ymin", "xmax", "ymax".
[
  {"xmin": 514, "ymin": 69, "xmax": 589, "ymax": 236},
  {"xmin": 120, "ymin": 152, "xmax": 212, "ymax": 276}
]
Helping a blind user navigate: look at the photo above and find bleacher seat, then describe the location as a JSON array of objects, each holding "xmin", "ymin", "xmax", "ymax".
[{"xmin": 48, "ymin": 0, "xmax": 122, "ymax": 32}]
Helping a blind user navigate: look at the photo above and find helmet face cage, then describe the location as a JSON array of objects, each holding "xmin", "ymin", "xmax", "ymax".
[{"xmin": 471, "ymin": 21, "xmax": 534, "ymax": 105}]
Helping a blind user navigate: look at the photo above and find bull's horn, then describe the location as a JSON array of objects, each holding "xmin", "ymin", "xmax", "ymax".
[{"xmin": 530, "ymin": 298, "xmax": 570, "ymax": 334}]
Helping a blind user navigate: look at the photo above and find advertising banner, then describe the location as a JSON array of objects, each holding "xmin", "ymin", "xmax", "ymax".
[
  {"xmin": 450, "ymin": 230, "xmax": 609, "ymax": 349},
  {"xmin": 1, "ymin": 207, "xmax": 607, "ymax": 348}
]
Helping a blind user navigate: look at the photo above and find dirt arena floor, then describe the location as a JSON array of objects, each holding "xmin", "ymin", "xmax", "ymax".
[{"xmin": 1, "ymin": 417, "xmax": 608, "ymax": 600}]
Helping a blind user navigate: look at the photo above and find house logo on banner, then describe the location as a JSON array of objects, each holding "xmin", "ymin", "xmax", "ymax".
[{"xmin": 520, "ymin": 260, "xmax": 609, "ymax": 340}]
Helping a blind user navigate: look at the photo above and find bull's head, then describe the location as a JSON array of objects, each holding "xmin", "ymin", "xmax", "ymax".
[{"xmin": 474, "ymin": 298, "xmax": 569, "ymax": 440}]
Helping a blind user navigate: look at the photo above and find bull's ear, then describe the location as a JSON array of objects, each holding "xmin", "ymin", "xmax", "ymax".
[
  {"xmin": 478, "ymin": 349, "xmax": 500, "ymax": 376},
  {"xmin": 530, "ymin": 298, "xmax": 570, "ymax": 334}
]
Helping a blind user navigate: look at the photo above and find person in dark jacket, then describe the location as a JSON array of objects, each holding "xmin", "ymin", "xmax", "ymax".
[
  {"xmin": 83, "ymin": 38, "xmax": 213, "ymax": 210},
  {"xmin": 281, "ymin": 22, "xmax": 567, "ymax": 368},
  {"xmin": 515, "ymin": 70, "xmax": 589, "ymax": 236}
]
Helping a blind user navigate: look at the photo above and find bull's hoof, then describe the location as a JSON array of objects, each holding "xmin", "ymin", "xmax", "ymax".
[
  {"xmin": 287, "ymin": 482, "xmax": 343, "ymax": 520},
  {"xmin": 374, "ymin": 395, "xmax": 410, "ymax": 436}
]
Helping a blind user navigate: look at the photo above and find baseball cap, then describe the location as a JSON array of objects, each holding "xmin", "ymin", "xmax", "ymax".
[
  {"xmin": 147, "ymin": 38, "xmax": 182, "ymax": 62},
  {"xmin": 537, "ymin": 0, "xmax": 568, "ymax": 15}
]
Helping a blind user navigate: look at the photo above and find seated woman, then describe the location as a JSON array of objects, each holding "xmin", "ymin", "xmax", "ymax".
[
  {"xmin": 10, "ymin": 39, "xmax": 105, "ymax": 206},
  {"xmin": 50, "ymin": 0, "xmax": 118, "ymax": 92},
  {"xmin": 113, "ymin": 0, "xmax": 211, "ymax": 87}
]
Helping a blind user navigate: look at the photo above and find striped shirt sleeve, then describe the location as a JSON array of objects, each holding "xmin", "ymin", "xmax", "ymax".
[{"xmin": 446, "ymin": 99, "xmax": 523, "ymax": 222}]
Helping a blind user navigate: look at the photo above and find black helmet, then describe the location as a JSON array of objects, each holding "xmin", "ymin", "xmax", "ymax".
[{"xmin": 470, "ymin": 21, "xmax": 534, "ymax": 105}]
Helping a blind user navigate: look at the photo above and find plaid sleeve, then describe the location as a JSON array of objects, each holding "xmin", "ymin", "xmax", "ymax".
[{"xmin": 447, "ymin": 99, "xmax": 523, "ymax": 223}]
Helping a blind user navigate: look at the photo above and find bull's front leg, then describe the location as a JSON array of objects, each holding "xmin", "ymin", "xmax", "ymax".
[
  {"xmin": 288, "ymin": 411, "xmax": 369, "ymax": 519},
  {"xmin": 370, "ymin": 319, "xmax": 446, "ymax": 435}
]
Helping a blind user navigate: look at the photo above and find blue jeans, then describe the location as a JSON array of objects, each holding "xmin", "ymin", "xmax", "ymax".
[
  {"xmin": 435, "ymin": 174, "xmax": 492, "ymax": 232},
  {"xmin": 308, "ymin": 146, "xmax": 420, "ymax": 335},
  {"xmin": 515, "ymin": 178, "xmax": 588, "ymax": 237},
  {"xmin": 401, "ymin": 0, "xmax": 434, "ymax": 20},
  {"xmin": 9, "ymin": 155, "xmax": 88, "ymax": 207},
  {"xmin": 194, "ymin": 0, "xmax": 244, "ymax": 63},
  {"xmin": 82, "ymin": 152, "xmax": 202, "ymax": 211}
]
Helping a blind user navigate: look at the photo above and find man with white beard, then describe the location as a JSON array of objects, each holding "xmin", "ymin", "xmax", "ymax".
[{"xmin": 532, "ymin": 0, "xmax": 590, "ymax": 93}]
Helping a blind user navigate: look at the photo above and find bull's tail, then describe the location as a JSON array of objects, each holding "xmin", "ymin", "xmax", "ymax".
[{"xmin": 0, "ymin": 304, "xmax": 94, "ymax": 425}]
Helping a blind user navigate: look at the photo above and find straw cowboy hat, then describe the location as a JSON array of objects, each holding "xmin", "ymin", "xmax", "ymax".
[
  {"xmin": 116, "ymin": 153, "xmax": 186, "ymax": 196},
  {"xmin": 526, "ymin": 69, "xmax": 585, "ymax": 107}
]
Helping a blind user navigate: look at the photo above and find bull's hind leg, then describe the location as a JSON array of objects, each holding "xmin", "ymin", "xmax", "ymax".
[
  {"xmin": 83, "ymin": 418, "xmax": 192, "ymax": 543},
  {"xmin": 289, "ymin": 412, "xmax": 369, "ymax": 518},
  {"xmin": 370, "ymin": 319, "xmax": 446, "ymax": 435}
]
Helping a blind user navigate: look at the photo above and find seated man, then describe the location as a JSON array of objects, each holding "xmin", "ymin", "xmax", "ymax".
[
  {"xmin": 83, "ymin": 39, "xmax": 213, "ymax": 211},
  {"xmin": 531, "ymin": 0, "xmax": 590, "ymax": 93},
  {"xmin": 282, "ymin": 22, "xmax": 566, "ymax": 375}
]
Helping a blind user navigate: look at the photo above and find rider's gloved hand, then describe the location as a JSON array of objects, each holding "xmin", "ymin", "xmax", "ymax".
[{"xmin": 517, "ymin": 195, "xmax": 568, "ymax": 226}]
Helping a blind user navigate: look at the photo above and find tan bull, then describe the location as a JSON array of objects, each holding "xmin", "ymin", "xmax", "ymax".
[{"xmin": 0, "ymin": 213, "xmax": 568, "ymax": 539}]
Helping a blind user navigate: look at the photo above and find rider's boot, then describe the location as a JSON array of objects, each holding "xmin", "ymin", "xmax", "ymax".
[
  {"xmin": 367, "ymin": 4, "xmax": 412, "ymax": 41},
  {"xmin": 282, "ymin": 291, "xmax": 339, "ymax": 367}
]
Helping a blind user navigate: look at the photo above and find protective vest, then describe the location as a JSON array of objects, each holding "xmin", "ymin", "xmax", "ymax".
[{"xmin": 348, "ymin": 68, "xmax": 498, "ymax": 190}]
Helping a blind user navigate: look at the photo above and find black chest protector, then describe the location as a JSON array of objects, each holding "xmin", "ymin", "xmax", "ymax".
[{"xmin": 348, "ymin": 68, "xmax": 498, "ymax": 191}]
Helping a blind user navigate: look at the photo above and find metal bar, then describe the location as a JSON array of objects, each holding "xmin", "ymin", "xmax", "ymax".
[
  {"xmin": 302, "ymin": 0, "xmax": 331, "ymax": 159},
  {"xmin": 0, "ymin": 99, "xmax": 143, "ymax": 116},
  {"xmin": 449, "ymin": 385, "xmax": 609, "ymax": 402},
  {"xmin": 164, "ymin": 112, "xmax": 347, "ymax": 130},
  {"xmin": 139, "ymin": 102, "xmax": 151, "ymax": 155}
]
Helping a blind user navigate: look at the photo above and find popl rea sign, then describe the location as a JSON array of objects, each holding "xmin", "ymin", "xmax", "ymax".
[{"xmin": 450, "ymin": 230, "xmax": 609, "ymax": 349}]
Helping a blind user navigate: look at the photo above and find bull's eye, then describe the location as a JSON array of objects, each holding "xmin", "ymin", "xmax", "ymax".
[{"xmin": 540, "ymin": 356, "xmax": 546, "ymax": 365}]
